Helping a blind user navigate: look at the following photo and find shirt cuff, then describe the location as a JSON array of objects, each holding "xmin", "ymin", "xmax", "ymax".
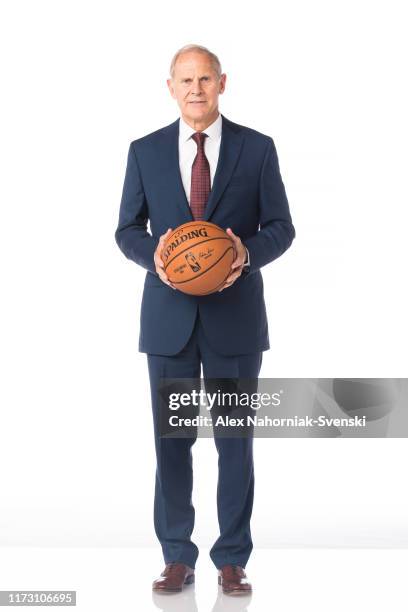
[{"xmin": 243, "ymin": 246, "xmax": 250, "ymax": 267}]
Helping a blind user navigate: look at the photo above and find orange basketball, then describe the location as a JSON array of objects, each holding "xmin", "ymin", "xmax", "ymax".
[{"xmin": 162, "ymin": 221, "xmax": 236, "ymax": 296}]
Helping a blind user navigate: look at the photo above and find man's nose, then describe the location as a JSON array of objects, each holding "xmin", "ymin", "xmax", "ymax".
[{"xmin": 191, "ymin": 78, "xmax": 203, "ymax": 95}]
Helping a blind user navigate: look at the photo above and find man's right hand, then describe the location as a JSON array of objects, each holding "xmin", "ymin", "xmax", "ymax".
[{"xmin": 154, "ymin": 228, "xmax": 176, "ymax": 289}]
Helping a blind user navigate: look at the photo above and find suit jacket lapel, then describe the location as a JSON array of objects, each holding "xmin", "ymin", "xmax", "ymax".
[
  {"xmin": 204, "ymin": 114, "xmax": 244, "ymax": 221},
  {"xmin": 165, "ymin": 114, "xmax": 245, "ymax": 222}
]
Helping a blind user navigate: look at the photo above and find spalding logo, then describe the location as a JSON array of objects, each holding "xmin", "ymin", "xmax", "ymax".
[{"xmin": 163, "ymin": 228, "xmax": 209, "ymax": 262}]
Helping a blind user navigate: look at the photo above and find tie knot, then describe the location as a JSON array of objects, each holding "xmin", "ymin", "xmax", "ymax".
[{"xmin": 192, "ymin": 132, "xmax": 207, "ymax": 147}]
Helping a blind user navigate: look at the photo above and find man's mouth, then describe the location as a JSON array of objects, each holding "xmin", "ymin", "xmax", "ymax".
[{"xmin": 189, "ymin": 101, "xmax": 206, "ymax": 104}]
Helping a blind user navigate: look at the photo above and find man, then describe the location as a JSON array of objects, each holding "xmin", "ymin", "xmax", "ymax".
[{"xmin": 115, "ymin": 44, "xmax": 295, "ymax": 595}]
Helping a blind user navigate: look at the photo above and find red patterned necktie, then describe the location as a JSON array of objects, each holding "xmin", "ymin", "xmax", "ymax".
[{"xmin": 190, "ymin": 132, "xmax": 210, "ymax": 220}]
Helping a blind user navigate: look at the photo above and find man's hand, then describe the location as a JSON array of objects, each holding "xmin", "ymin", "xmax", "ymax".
[
  {"xmin": 154, "ymin": 228, "xmax": 177, "ymax": 289},
  {"xmin": 218, "ymin": 227, "xmax": 247, "ymax": 292}
]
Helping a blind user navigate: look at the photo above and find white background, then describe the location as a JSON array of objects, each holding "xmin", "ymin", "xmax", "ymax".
[{"xmin": 0, "ymin": 0, "xmax": 407, "ymax": 550}]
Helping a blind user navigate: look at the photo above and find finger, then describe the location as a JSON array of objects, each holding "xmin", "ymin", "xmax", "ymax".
[
  {"xmin": 157, "ymin": 267, "xmax": 169, "ymax": 280},
  {"xmin": 228, "ymin": 261, "xmax": 244, "ymax": 276},
  {"xmin": 226, "ymin": 231, "xmax": 241, "ymax": 265},
  {"xmin": 231, "ymin": 259, "xmax": 244, "ymax": 270},
  {"xmin": 156, "ymin": 229, "xmax": 172, "ymax": 267},
  {"xmin": 224, "ymin": 266, "xmax": 243, "ymax": 285},
  {"xmin": 157, "ymin": 234, "xmax": 170, "ymax": 253},
  {"xmin": 158, "ymin": 228, "xmax": 173, "ymax": 248},
  {"xmin": 225, "ymin": 273, "xmax": 239, "ymax": 284},
  {"xmin": 218, "ymin": 277, "xmax": 236, "ymax": 292},
  {"xmin": 157, "ymin": 272, "xmax": 168, "ymax": 283},
  {"xmin": 158, "ymin": 273, "xmax": 175, "ymax": 289},
  {"xmin": 155, "ymin": 255, "xmax": 165, "ymax": 269},
  {"xmin": 157, "ymin": 267, "xmax": 176, "ymax": 287},
  {"xmin": 226, "ymin": 227, "xmax": 240, "ymax": 245}
]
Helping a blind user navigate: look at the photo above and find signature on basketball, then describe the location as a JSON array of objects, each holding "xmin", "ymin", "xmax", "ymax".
[{"xmin": 198, "ymin": 247, "xmax": 214, "ymax": 260}]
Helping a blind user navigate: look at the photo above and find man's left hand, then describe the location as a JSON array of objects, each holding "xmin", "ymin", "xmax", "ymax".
[{"xmin": 218, "ymin": 228, "xmax": 247, "ymax": 292}]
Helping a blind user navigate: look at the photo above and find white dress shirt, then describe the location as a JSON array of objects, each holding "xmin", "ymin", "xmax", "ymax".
[{"xmin": 178, "ymin": 112, "xmax": 250, "ymax": 268}]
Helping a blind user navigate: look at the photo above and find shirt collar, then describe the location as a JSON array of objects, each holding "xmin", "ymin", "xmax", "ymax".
[{"xmin": 179, "ymin": 112, "xmax": 222, "ymax": 143}]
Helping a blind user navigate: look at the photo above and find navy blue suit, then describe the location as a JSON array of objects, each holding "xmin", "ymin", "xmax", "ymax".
[
  {"xmin": 115, "ymin": 114, "xmax": 295, "ymax": 356},
  {"xmin": 115, "ymin": 114, "xmax": 295, "ymax": 569}
]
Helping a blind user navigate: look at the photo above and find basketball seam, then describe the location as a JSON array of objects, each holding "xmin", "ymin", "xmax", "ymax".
[
  {"xmin": 164, "ymin": 221, "xmax": 224, "ymax": 244},
  {"xmin": 164, "ymin": 237, "xmax": 234, "ymax": 271}
]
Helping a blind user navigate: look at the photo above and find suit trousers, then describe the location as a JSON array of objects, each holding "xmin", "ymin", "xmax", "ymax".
[{"xmin": 146, "ymin": 311, "xmax": 263, "ymax": 570}]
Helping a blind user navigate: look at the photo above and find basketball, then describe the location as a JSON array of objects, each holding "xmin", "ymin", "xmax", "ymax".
[{"xmin": 162, "ymin": 221, "xmax": 236, "ymax": 296}]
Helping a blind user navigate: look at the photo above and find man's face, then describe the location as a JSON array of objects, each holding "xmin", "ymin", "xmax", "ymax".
[{"xmin": 167, "ymin": 52, "xmax": 226, "ymax": 126}]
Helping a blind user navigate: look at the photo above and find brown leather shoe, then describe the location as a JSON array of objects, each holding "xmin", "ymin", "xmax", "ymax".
[
  {"xmin": 218, "ymin": 565, "xmax": 252, "ymax": 595},
  {"xmin": 152, "ymin": 562, "xmax": 195, "ymax": 593}
]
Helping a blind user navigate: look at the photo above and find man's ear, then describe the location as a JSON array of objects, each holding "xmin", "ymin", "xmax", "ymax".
[
  {"xmin": 219, "ymin": 73, "xmax": 227, "ymax": 94},
  {"xmin": 167, "ymin": 78, "xmax": 175, "ymax": 98}
]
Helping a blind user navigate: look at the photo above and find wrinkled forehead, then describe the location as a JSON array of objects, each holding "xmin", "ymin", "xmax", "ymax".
[{"xmin": 173, "ymin": 53, "xmax": 217, "ymax": 78}]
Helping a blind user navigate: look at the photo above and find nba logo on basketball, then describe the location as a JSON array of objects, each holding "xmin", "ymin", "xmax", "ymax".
[{"xmin": 185, "ymin": 252, "xmax": 201, "ymax": 273}]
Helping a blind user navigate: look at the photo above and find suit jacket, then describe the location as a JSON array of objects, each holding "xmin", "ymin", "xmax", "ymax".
[{"xmin": 115, "ymin": 114, "xmax": 295, "ymax": 356}]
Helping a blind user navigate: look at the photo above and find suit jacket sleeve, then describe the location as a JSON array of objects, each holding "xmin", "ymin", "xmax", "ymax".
[
  {"xmin": 242, "ymin": 137, "xmax": 295, "ymax": 274},
  {"xmin": 115, "ymin": 142, "xmax": 159, "ymax": 274}
]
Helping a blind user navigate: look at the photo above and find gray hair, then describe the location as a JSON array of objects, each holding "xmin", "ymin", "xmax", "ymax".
[{"xmin": 169, "ymin": 44, "xmax": 222, "ymax": 79}]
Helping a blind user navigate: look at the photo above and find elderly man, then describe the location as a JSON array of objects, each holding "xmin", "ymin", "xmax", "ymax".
[{"xmin": 115, "ymin": 44, "xmax": 295, "ymax": 595}]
